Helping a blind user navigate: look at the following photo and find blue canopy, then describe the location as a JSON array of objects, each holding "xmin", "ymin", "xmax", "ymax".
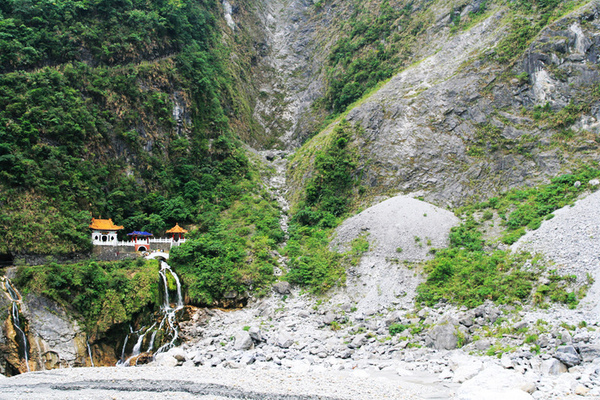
[{"xmin": 127, "ymin": 231, "xmax": 153, "ymax": 236}]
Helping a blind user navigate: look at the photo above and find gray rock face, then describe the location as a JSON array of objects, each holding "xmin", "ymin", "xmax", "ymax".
[
  {"xmin": 290, "ymin": 2, "xmax": 600, "ymax": 209},
  {"xmin": 248, "ymin": 0, "xmax": 327, "ymax": 148}
]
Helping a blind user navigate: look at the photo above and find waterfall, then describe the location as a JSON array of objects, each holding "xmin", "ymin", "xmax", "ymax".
[
  {"xmin": 154, "ymin": 260, "xmax": 183, "ymax": 354},
  {"xmin": 116, "ymin": 259, "xmax": 184, "ymax": 365},
  {"xmin": 3, "ymin": 278, "xmax": 30, "ymax": 372},
  {"xmin": 116, "ymin": 329, "xmax": 130, "ymax": 365},
  {"xmin": 146, "ymin": 320, "xmax": 162, "ymax": 353},
  {"xmin": 123, "ymin": 322, "xmax": 156, "ymax": 366},
  {"xmin": 87, "ymin": 342, "xmax": 95, "ymax": 367}
]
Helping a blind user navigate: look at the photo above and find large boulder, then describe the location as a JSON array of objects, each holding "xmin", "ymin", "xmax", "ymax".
[
  {"xmin": 577, "ymin": 344, "xmax": 600, "ymax": 362},
  {"xmin": 554, "ymin": 345, "xmax": 581, "ymax": 367},
  {"xmin": 427, "ymin": 319, "xmax": 465, "ymax": 350},
  {"xmin": 234, "ymin": 331, "xmax": 254, "ymax": 351}
]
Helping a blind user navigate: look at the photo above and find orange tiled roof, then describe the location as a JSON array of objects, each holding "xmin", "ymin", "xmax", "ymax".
[
  {"xmin": 166, "ymin": 223, "xmax": 188, "ymax": 234},
  {"xmin": 89, "ymin": 218, "xmax": 124, "ymax": 231}
]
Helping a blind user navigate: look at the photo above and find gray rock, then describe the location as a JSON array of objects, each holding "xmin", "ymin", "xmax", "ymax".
[
  {"xmin": 577, "ymin": 344, "xmax": 600, "ymax": 362},
  {"xmin": 554, "ymin": 345, "xmax": 581, "ymax": 367},
  {"xmin": 473, "ymin": 339, "xmax": 492, "ymax": 351},
  {"xmin": 542, "ymin": 358, "xmax": 567, "ymax": 375},
  {"xmin": 428, "ymin": 321, "xmax": 459, "ymax": 350},
  {"xmin": 272, "ymin": 282, "xmax": 291, "ymax": 294},
  {"xmin": 154, "ymin": 353, "xmax": 178, "ymax": 367},
  {"xmin": 559, "ymin": 330, "xmax": 572, "ymax": 344},
  {"xmin": 168, "ymin": 347, "xmax": 187, "ymax": 362},
  {"xmin": 234, "ymin": 331, "xmax": 254, "ymax": 351},
  {"xmin": 459, "ymin": 314, "xmax": 474, "ymax": 327},
  {"xmin": 385, "ymin": 311, "xmax": 401, "ymax": 326},
  {"xmin": 239, "ymin": 354, "xmax": 255, "ymax": 365},
  {"xmin": 248, "ymin": 326, "xmax": 263, "ymax": 342},
  {"xmin": 277, "ymin": 332, "xmax": 294, "ymax": 348},
  {"xmin": 349, "ymin": 334, "xmax": 368, "ymax": 349},
  {"xmin": 322, "ymin": 312, "xmax": 335, "ymax": 325}
]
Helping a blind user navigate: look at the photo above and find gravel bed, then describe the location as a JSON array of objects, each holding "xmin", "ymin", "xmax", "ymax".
[{"xmin": 0, "ymin": 366, "xmax": 442, "ymax": 400}]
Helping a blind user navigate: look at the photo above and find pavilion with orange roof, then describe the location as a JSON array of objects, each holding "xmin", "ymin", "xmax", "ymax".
[
  {"xmin": 166, "ymin": 223, "xmax": 188, "ymax": 245},
  {"xmin": 90, "ymin": 218, "xmax": 124, "ymax": 246}
]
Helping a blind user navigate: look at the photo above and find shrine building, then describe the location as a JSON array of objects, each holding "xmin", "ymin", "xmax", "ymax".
[{"xmin": 90, "ymin": 218, "xmax": 124, "ymax": 246}]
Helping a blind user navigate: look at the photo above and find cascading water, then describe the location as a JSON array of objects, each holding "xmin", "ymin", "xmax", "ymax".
[
  {"xmin": 3, "ymin": 278, "xmax": 30, "ymax": 372},
  {"xmin": 87, "ymin": 342, "xmax": 95, "ymax": 367},
  {"xmin": 116, "ymin": 259, "xmax": 184, "ymax": 366},
  {"xmin": 154, "ymin": 260, "xmax": 184, "ymax": 354}
]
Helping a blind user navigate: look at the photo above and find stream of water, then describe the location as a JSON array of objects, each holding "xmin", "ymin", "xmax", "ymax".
[
  {"xmin": 3, "ymin": 278, "xmax": 30, "ymax": 372},
  {"xmin": 118, "ymin": 260, "xmax": 184, "ymax": 366}
]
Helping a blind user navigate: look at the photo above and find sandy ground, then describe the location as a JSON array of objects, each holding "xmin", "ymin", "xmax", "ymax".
[{"xmin": 0, "ymin": 365, "xmax": 457, "ymax": 400}]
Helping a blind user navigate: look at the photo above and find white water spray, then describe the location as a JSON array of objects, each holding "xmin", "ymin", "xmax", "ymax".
[
  {"xmin": 116, "ymin": 260, "xmax": 184, "ymax": 365},
  {"xmin": 4, "ymin": 278, "xmax": 30, "ymax": 372},
  {"xmin": 154, "ymin": 261, "xmax": 184, "ymax": 354},
  {"xmin": 87, "ymin": 342, "xmax": 95, "ymax": 367}
]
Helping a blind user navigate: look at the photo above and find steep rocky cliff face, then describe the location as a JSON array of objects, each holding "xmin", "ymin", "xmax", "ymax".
[
  {"xmin": 1, "ymin": 280, "xmax": 92, "ymax": 375},
  {"xmin": 288, "ymin": 0, "xmax": 600, "ymax": 208}
]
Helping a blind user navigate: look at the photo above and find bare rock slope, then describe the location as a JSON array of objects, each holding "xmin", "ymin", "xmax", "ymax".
[
  {"xmin": 290, "ymin": 1, "xmax": 600, "ymax": 208},
  {"xmin": 330, "ymin": 195, "xmax": 459, "ymax": 314},
  {"xmin": 513, "ymin": 188, "xmax": 600, "ymax": 316}
]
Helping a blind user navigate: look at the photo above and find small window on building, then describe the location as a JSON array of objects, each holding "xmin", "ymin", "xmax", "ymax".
[{"xmin": 102, "ymin": 235, "xmax": 107, "ymax": 242}]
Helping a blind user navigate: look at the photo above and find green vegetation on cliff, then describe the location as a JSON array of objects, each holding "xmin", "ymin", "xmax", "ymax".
[
  {"xmin": 0, "ymin": 0, "xmax": 253, "ymax": 256},
  {"xmin": 170, "ymin": 180, "xmax": 283, "ymax": 305},
  {"xmin": 285, "ymin": 121, "xmax": 364, "ymax": 292},
  {"xmin": 14, "ymin": 258, "xmax": 159, "ymax": 334},
  {"xmin": 417, "ymin": 166, "xmax": 600, "ymax": 308}
]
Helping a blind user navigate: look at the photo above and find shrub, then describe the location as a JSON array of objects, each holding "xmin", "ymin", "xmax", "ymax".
[{"xmin": 389, "ymin": 323, "xmax": 409, "ymax": 336}]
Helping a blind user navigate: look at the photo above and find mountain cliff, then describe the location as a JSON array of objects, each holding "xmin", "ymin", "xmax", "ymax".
[{"xmin": 3, "ymin": 0, "xmax": 600, "ymax": 389}]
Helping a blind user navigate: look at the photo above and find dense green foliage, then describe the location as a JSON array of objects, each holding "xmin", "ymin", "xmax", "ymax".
[
  {"xmin": 0, "ymin": 0, "xmax": 252, "ymax": 255},
  {"xmin": 417, "ymin": 167, "xmax": 600, "ymax": 308},
  {"xmin": 303, "ymin": 122, "xmax": 359, "ymax": 219},
  {"xmin": 285, "ymin": 122, "xmax": 362, "ymax": 292},
  {"xmin": 470, "ymin": 167, "xmax": 600, "ymax": 244},
  {"xmin": 170, "ymin": 183, "xmax": 283, "ymax": 305},
  {"xmin": 319, "ymin": 0, "xmax": 429, "ymax": 114},
  {"xmin": 14, "ymin": 258, "xmax": 159, "ymax": 334}
]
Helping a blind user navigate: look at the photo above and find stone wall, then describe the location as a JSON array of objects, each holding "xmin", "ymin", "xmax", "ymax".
[{"xmin": 91, "ymin": 246, "xmax": 138, "ymax": 262}]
